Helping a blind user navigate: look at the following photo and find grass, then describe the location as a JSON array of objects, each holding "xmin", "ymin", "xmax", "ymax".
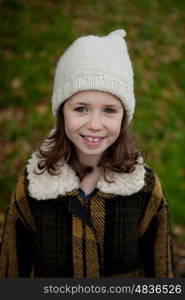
[{"xmin": 0, "ymin": 0, "xmax": 185, "ymax": 226}]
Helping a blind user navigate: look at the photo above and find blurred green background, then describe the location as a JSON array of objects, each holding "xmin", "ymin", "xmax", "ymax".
[{"xmin": 0, "ymin": 0, "xmax": 185, "ymax": 232}]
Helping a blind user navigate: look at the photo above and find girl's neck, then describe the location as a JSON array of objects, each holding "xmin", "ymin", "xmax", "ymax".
[
  {"xmin": 79, "ymin": 166, "xmax": 103, "ymax": 195},
  {"xmin": 76, "ymin": 152, "xmax": 101, "ymax": 169}
]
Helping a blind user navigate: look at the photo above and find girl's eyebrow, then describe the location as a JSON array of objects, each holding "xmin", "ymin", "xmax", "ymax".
[{"xmin": 72, "ymin": 102, "xmax": 122, "ymax": 108}]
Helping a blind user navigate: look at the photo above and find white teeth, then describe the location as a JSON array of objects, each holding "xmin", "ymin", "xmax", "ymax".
[
  {"xmin": 82, "ymin": 136, "xmax": 104, "ymax": 142},
  {"xmin": 88, "ymin": 137, "xmax": 94, "ymax": 141}
]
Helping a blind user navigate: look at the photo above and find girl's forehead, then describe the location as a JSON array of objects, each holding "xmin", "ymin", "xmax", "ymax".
[{"xmin": 68, "ymin": 90, "xmax": 122, "ymax": 106}]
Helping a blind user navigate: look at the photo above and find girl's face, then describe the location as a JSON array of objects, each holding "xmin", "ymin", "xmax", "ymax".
[{"xmin": 63, "ymin": 90, "xmax": 124, "ymax": 165}]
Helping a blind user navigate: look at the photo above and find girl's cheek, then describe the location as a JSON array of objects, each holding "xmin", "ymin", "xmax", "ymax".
[
  {"xmin": 66, "ymin": 119, "xmax": 84, "ymax": 131},
  {"xmin": 106, "ymin": 118, "xmax": 121, "ymax": 129}
]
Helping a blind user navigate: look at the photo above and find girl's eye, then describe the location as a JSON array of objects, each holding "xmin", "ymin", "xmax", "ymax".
[
  {"xmin": 74, "ymin": 107, "xmax": 87, "ymax": 112},
  {"xmin": 74, "ymin": 107, "xmax": 116, "ymax": 113},
  {"xmin": 104, "ymin": 107, "xmax": 116, "ymax": 113}
]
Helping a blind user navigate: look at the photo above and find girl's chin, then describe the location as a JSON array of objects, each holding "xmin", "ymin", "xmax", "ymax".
[
  {"xmin": 76, "ymin": 145, "xmax": 105, "ymax": 157},
  {"xmin": 79, "ymin": 149, "xmax": 104, "ymax": 156}
]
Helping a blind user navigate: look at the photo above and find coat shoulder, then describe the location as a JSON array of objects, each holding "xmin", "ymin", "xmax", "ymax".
[
  {"xmin": 12, "ymin": 167, "xmax": 28, "ymax": 205},
  {"xmin": 143, "ymin": 164, "xmax": 164, "ymax": 198}
]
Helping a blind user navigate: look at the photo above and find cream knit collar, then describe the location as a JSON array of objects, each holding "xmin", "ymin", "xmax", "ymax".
[{"xmin": 26, "ymin": 131, "xmax": 146, "ymax": 200}]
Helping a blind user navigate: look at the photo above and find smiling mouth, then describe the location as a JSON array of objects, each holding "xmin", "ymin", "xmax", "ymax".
[
  {"xmin": 80, "ymin": 135, "xmax": 105, "ymax": 142},
  {"xmin": 80, "ymin": 134, "xmax": 106, "ymax": 145}
]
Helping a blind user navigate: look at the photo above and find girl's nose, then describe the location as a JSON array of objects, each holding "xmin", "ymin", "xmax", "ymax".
[{"xmin": 86, "ymin": 114, "xmax": 103, "ymax": 131}]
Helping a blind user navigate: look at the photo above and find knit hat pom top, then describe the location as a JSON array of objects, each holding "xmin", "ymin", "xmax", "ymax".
[{"xmin": 108, "ymin": 29, "xmax": 126, "ymax": 38}]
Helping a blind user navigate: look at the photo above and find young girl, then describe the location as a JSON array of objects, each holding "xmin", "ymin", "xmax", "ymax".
[{"xmin": 0, "ymin": 29, "xmax": 174, "ymax": 278}]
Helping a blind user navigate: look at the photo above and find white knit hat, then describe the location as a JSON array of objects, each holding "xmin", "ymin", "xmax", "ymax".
[{"xmin": 52, "ymin": 29, "xmax": 135, "ymax": 123}]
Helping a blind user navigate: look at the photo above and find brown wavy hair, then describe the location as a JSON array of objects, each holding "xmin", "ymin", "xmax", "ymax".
[{"xmin": 34, "ymin": 100, "xmax": 145, "ymax": 183}]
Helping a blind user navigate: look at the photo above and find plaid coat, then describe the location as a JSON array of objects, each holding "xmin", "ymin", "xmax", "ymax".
[{"xmin": 0, "ymin": 135, "xmax": 174, "ymax": 278}]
